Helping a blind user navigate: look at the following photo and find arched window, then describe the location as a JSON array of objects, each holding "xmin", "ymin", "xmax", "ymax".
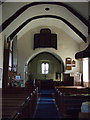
[{"xmin": 41, "ymin": 63, "xmax": 49, "ymax": 74}]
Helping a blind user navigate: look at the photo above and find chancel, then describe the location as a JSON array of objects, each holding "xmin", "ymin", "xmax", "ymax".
[{"xmin": 0, "ymin": 1, "xmax": 90, "ymax": 120}]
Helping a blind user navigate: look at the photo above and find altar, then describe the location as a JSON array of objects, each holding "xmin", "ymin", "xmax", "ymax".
[{"xmin": 36, "ymin": 79, "xmax": 54, "ymax": 90}]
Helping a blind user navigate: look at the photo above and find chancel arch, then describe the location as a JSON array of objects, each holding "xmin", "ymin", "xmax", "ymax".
[{"xmin": 26, "ymin": 52, "xmax": 64, "ymax": 82}]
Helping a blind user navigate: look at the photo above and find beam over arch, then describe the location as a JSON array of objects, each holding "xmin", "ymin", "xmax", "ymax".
[
  {"xmin": 0, "ymin": 2, "xmax": 89, "ymax": 32},
  {"xmin": 8, "ymin": 15, "xmax": 87, "ymax": 42}
]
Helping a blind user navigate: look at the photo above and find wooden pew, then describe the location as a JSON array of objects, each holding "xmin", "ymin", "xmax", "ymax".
[
  {"xmin": 79, "ymin": 112, "xmax": 90, "ymax": 120},
  {"xmin": 54, "ymin": 86, "xmax": 90, "ymax": 118},
  {"xmin": 55, "ymin": 86, "xmax": 89, "ymax": 94},
  {"xmin": 2, "ymin": 87, "xmax": 38, "ymax": 119},
  {"xmin": 59, "ymin": 94, "xmax": 89, "ymax": 118},
  {"xmin": 79, "ymin": 101, "xmax": 90, "ymax": 120},
  {"xmin": 2, "ymin": 88, "xmax": 29, "ymax": 119}
]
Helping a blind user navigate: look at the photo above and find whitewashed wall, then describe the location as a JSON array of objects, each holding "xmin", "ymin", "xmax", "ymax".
[
  {"xmin": 1, "ymin": 2, "xmax": 88, "ymax": 83},
  {"xmin": 17, "ymin": 26, "xmax": 80, "ymax": 80}
]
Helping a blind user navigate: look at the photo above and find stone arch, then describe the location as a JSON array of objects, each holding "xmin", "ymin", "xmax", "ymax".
[{"xmin": 26, "ymin": 50, "xmax": 65, "ymax": 72}]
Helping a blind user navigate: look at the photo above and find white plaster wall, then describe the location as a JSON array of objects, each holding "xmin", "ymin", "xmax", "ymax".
[
  {"xmin": 17, "ymin": 26, "xmax": 80, "ymax": 79},
  {"xmin": 2, "ymin": 1, "xmax": 88, "ymax": 22},
  {"xmin": 2, "ymin": 2, "xmax": 28, "ymax": 23},
  {"xmin": 18, "ymin": 18, "xmax": 84, "ymax": 43},
  {"xmin": 1, "ymin": 2, "xmax": 88, "ymax": 83},
  {"xmin": 65, "ymin": 2, "xmax": 88, "ymax": 20}
]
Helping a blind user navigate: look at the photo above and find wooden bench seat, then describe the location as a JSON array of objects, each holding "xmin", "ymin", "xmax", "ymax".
[
  {"xmin": 55, "ymin": 86, "xmax": 89, "ymax": 94},
  {"xmin": 79, "ymin": 112, "xmax": 90, "ymax": 120},
  {"xmin": 2, "ymin": 106, "xmax": 20, "ymax": 118},
  {"xmin": 60, "ymin": 95, "xmax": 90, "ymax": 118},
  {"xmin": 54, "ymin": 86, "xmax": 90, "ymax": 119},
  {"xmin": 2, "ymin": 87, "xmax": 38, "ymax": 119}
]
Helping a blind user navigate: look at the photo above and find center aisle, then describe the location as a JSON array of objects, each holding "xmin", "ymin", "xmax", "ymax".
[{"xmin": 33, "ymin": 89, "xmax": 60, "ymax": 119}]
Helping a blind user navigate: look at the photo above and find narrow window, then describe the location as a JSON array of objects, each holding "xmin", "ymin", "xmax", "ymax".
[
  {"xmin": 41, "ymin": 63, "xmax": 49, "ymax": 74},
  {"xmin": 83, "ymin": 58, "xmax": 89, "ymax": 82}
]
